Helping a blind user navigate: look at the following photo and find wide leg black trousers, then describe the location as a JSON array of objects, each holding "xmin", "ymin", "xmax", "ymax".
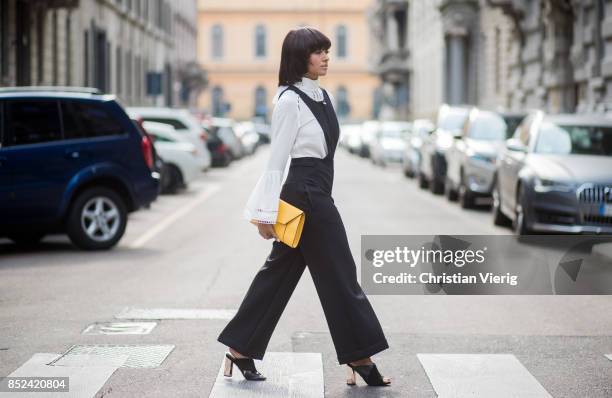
[{"xmin": 217, "ymin": 158, "xmax": 389, "ymax": 364}]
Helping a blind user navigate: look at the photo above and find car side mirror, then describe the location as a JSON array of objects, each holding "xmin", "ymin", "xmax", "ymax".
[{"xmin": 506, "ymin": 138, "xmax": 526, "ymax": 152}]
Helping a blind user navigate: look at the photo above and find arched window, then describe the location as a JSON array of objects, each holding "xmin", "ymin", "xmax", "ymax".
[
  {"xmin": 212, "ymin": 24, "xmax": 223, "ymax": 59},
  {"xmin": 212, "ymin": 86, "xmax": 224, "ymax": 116},
  {"xmin": 254, "ymin": 85, "xmax": 268, "ymax": 117},
  {"xmin": 336, "ymin": 25, "xmax": 347, "ymax": 58},
  {"xmin": 255, "ymin": 25, "xmax": 266, "ymax": 58},
  {"xmin": 336, "ymin": 86, "xmax": 350, "ymax": 118}
]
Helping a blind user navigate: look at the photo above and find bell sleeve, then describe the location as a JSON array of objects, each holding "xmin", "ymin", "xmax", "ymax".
[{"xmin": 243, "ymin": 95, "xmax": 299, "ymax": 224}]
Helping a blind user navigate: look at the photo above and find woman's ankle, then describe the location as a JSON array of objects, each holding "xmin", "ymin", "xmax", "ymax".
[
  {"xmin": 229, "ymin": 347, "xmax": 248, "ymax": 359},
  {"xmin": 349, "ymin": 357, "xmax": 373, "ymax": 366}
]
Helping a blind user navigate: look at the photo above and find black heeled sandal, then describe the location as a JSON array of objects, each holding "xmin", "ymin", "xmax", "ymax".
[
  {"xmin": 346, "ymin": 362, "xmax": 391, "ymax": 386},
  {"xmin": 223, "ymin": 352, "xmax": 266, "ymax": 381}
]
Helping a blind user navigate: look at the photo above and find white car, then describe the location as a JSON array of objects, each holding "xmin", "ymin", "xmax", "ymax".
[
  {"xmin": 359, "ymin": 120, "xmax": 380, "ymax": 158},
  {"xmin": 142, "ymin": 121, "xmax": 205, "ymax": 193},
  {"xmin": 234, "ymin": 121, "xmax": 261, "ymax": 155},
  {"xmin": 340, "ymin": 123, "xmax": 362, "ymax": 152},
  {"xmin": 370, "ymin": 121, "xmax": 411, "ymax": 166},
  {"xmin": 127, "ymin": 107, "xmax": 211, "ymax": 171}
]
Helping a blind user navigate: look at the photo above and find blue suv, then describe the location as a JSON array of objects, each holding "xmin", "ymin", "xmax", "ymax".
[{"xmin": 0, "ymin": 88, "xmax": 160, "ymax": 250}]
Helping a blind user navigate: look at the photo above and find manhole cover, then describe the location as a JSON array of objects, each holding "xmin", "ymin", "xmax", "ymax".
[
  {"xmin": 115, "ymin": 307, "xmax": 236, "ymax": 320},
  {"xmin": 48, "ymin": 345, "xmax": 175, "ymax": 368},
  {"xmin": 82, "ymin": 322, "xmax": 157, "ymax": 335}
]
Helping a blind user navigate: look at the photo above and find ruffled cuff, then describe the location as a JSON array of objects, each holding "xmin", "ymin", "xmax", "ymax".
[{"xmin": 243, "ymin": 170, "xmax": 283, "ymax": 224}]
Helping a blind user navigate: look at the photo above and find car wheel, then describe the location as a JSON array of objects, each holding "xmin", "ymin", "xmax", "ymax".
[
  {"xmin": 162, "ymin": 164, "xmax": 183, "ymax": 194},
  {"xmin": 418, "ymin": 172, "xmax": 429, "ymax": 189},
  {"xmin": 458, "ymin": 174, "xmax": 475, "ymax": 208},
  {"xmin": 513, "ymin": 184, "xmax": 533, "ymax": 236},
  {"xmin": 403, "ymin": 162, "xmax": 414, "ymax": 178},
  {"xmin": 430, "ymin": 177, "xmax": 444, "ymax": 195},
  {"xmin": 67, "ymin": 187, "xmax": 127, "ymax": 250},
  {"xmin": 492, "ymin": 179, "xmax": 511, "ymax": 227},
  {"xmin": 223, "ymin": 153, "xmax": 232, "ymax": 167},
  {"xmin": 7, "ymin": 231, "xmax": 46, "ymax": 246},
  {"xmin": 444, "ymin": 177, "xmax": 458, "ymax": 201}
]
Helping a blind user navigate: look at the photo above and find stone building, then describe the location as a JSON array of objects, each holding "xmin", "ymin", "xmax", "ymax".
[
  {"xmin": 367, "ymin": 0, "xmax": 411, "ymax": 120},
  {"xmin": 0, "ymin": 0, "xmax": 205, "ymax": 107},
  {"xmin": 487, "ymin": 0, "xmax": 612, "ymax": 114},
  {"xmin": 197, "ymin": 0, "xmax": 379, "ymax": 122},
  {"xmin": 369, "ymin": 0, "xmax": 513, "ymax": 120}
]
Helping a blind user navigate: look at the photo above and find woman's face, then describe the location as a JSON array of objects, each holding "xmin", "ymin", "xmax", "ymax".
[{"xmin": 305, "ymin": 48, "xmax": 329, "ymax": 79}]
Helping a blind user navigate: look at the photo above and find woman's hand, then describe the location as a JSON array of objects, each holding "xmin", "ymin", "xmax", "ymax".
[{"xmin": 254, "ymin": 222, "xmax": 279, "ymax": 241}]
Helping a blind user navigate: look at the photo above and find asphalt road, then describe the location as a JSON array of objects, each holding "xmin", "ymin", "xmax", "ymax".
[{"xmin": 0, "ymin": 146, "xmax": 610, "ymax": 397}]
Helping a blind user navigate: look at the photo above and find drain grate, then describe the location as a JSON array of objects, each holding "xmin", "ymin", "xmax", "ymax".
[
  {"xmin": 48, "ymin": 345, "xmax": 175, "ymax": 368},
  {"xmin": 115, "ymin": 307, "xmax": 236, "ymax": 320},
  {"xmin": 82, "ymin": 321, "xmax": 157, "ymax": 335}
]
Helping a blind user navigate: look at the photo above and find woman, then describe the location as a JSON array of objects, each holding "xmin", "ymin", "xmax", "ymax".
[{"xmin": 217, "ymin": 27, "xmax": 391, "ymax": 387}]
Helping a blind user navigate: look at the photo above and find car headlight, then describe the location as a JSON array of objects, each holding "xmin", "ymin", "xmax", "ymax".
[{"xmin": 534, "ymin": 177, "xmax": 575, "ymax": 193}]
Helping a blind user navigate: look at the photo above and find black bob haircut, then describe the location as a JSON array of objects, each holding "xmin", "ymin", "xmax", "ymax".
[{"xmin": 278, "ymin": 27, "xmax": 331, "ymax": 87}]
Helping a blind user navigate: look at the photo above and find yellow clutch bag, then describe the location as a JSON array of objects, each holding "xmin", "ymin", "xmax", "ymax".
[{"xmin": 251, "ymin": 200, "xmax": 305, "ymax": 248}]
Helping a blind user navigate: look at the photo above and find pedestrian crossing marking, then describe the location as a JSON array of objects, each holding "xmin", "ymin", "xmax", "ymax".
[
  {"xmin": 115, "ymin": 307, "xmax": 236, "ymax": 320},
  {"xmin": 417, "ymin": 353, "xmax": 553, "ymax": 398},
  {"xmin": 208, "ymin": 352, "xmax": 324, "ymax": 398},
  {"xmin": 0, "ymin": 353, "xmax": 121, "ymax": 398},
  {"xmin": 48, "ymin": 344, "xmax": 174, "ymax": 368},
  {"xmin": 82, "ymin": 321, "xmax": 157, "ymax": 335}
]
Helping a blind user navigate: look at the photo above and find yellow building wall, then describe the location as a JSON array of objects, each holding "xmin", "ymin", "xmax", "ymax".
[{"xmin": 197, "ymin": 0, "xmax": 378, "ymax": 121}]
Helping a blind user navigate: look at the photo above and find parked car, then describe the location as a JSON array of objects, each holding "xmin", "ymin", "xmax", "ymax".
[
  {"xmin": 370, "ymin": 121, "xmax": 412, "ymax": 166},
  {"xmin": 204, "ymin": 125, "xmax": 232, "ymax": 167},
  {"xmin": 142, "ymin": 121, "xmax": 205, "ymax": 194},
  {"xmin": 234, "ymin": 121, "xmax": 261, "ymax": 156},
  {"xmin": 402, "ymin": 119, "xmax": 435, "ymax": 178},
  {"xmin": 339, "ymin": 123, "xmax": 361, "ymax": 151},
  {"xmin": 358, "ymin": 120, "xmax": 380, "ymax": 158},
  {"xmin": 251, "ymin": 117, "xmax": 271, "ymax": 144},
  {"xmin": 445, "ymin": 109, "xmax": 512, "ymax": 207},
  {"xmin": 419, "ymin": 104, "xmax": 471, "ymax": 193},
  {"xmin": 493, "ymin": 111, "xmax": 612, "ymax": 235},
  {"xmin": 342, "ymin": 124, "xmax": 363, "ymax": 154},
  {"xmin": 126, "ymin": 107, "xmax": 211, "ymax": 171},
  {"xmin": 0, "ymin": 87, "xmax": 159, "ymax": 249},
  {"xmin": 205, "ymin": 117, "xmax": 245, "ymax": 160}
]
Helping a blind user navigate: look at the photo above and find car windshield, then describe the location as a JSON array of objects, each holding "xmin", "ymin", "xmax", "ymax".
[
  {"xmin": 469, "ymin": 113, "xmax": 507, "ymax": 141},
  {"xmin": 535, "ymin": 122, "xmax": 612, "ymax": 156},
  {"xmin": 381, "ymin": 128, "xmax": 406, "ymax": 138},
  {"xmin": 438, "ymin": 110, "xmax": 469, "ymax": 131}
]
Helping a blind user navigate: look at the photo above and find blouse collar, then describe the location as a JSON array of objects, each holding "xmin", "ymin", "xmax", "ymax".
[{"xmin": 273, "ymin": 76, "xmax": 325, "ymax": 104}]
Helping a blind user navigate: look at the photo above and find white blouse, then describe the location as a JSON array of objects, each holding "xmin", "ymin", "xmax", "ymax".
[{"xmin": 244, "ymin": 76, "xmax": 337, "ymax": 224}]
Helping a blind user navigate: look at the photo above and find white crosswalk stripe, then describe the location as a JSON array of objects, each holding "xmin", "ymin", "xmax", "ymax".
[
  {"xmin": 208, "ymin": 352, "xmax": 324, "ymax": 398},
  {"xmin": 417, "ymin": 353, "xmax": 553, "ymax": 398},
  {"xmin": 0, "ymin": 353, "xmax": 123, "ymax": 398}
]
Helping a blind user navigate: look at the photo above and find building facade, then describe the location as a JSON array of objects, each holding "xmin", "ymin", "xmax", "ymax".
[
  {"xmin": 197, "ymin": 0, "xmax": 379, "ymax": 122},
  {"xmin": 0, "ymin": 0, "xmax": 205, "ymax": 107},
  {"xmin": 370, "ymin": 0, "xmax": 513, "ymax": 120},
  {"xmin": 370, "ymin": 0, "xmax": 612, "ymax": 119},
  {"xmin": 487, "ymin": 0, "xmax": 612, "ymax": 114},
  {"xmin": 368, "ymin": 0, "xmax": 411, "ymax": 120}
]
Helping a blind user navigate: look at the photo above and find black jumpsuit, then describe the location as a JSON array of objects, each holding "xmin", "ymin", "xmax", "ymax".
[{"xmin": 217, "ymin": 86, "xmax": 389, "ymax": 365}]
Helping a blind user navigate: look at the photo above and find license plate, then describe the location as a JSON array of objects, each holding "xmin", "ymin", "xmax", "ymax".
[{"xmin": 600, "ymin": 204, "xmax": 612, "ymax": 216}]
